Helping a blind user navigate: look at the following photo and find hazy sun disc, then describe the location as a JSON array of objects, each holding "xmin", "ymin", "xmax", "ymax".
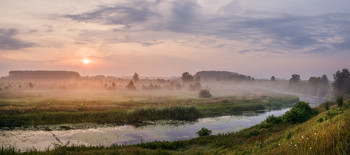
[{"xmin": 82, "ymin": 58, "xmax": 91, "ymax": 64}]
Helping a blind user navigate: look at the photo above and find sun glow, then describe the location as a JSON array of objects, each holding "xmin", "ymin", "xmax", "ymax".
[{"xmin": 82, "ymin": 58, "xmax": 91, "ymax": 64}]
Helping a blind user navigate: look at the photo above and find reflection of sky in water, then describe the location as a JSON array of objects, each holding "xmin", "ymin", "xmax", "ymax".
[{"xmin": 0, "ymin": 95, "xmax": 325, "ymax": 151}]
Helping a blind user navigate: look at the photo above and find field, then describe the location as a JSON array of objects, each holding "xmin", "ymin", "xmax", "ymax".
[{"xmin": 0, "ymin": 88, "xmax": 298, "ymax": 128}]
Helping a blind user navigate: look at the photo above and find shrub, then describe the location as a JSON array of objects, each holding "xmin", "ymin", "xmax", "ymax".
[
  {"xmin": 198, "ymin": 89, "xmax": 212, "ymax": 98},
  {"xmin": 265, "ymin": 115, "xmax": 282, "ymax": 124},
  {"xmin": 317, "ymin": 117, "xmax": 324, "ymax": 122},
  {"xmin": 197, "ymin": 127, "xmax": 212, "ymax": 137},
  {"xmin": 337, "ymin": 96, "xmax": 343, "ymax": 107},
  {"xmin": 282, "ymin": 102, "xmax": 317, "ymax": 124},
  {"xmin": 326, "ymin": 108, "xmax": 342, "ymax": 119}
]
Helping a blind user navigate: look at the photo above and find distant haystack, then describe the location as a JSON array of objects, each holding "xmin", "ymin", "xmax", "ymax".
[{"xmin": 9, "ymin": 70, "xmax": 80, "ymax": 80}]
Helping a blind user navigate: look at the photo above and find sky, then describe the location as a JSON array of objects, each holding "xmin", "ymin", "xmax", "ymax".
[{"xmin": 0, "ymin": 0, "xmax": 350, "ymax": 79}]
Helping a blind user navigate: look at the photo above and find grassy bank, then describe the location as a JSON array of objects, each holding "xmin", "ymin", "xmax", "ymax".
[
  {"xmin": 3, "ymin": 99, "xmax": 349, "ymax": 154},
  {"xmin": 0, "ymin": 94, "xmax": 298, "ymax": 127}
]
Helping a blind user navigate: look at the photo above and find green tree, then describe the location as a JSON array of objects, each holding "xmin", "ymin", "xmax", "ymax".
[{"xmin": 282, "ymin": 102, "xmax": 317, "ymax": 124}]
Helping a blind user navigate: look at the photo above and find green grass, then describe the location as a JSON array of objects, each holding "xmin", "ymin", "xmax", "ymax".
[
  {"xmin": 4, "ymin": 99, "xmax": 349, "ymax": 154},
  {"xmin": 0, "ymin": 94, "xmax": 298, "ymax": 127}
]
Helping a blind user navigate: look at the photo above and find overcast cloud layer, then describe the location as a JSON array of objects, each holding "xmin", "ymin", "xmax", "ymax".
[{"xmin": 0, "ymin": 0, "xmax": 349, "ymax": 79}]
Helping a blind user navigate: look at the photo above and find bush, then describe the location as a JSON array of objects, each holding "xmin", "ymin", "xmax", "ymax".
[
  {"xmin": 265, "ymin": 115, "xmax": 282, "ymax": 124},
  {"xmin": 337, "ymin": 96, "xmax": 343, "ymax": 107},
  {"xmin": 326, "ymin": 108, "xmax": 342, "ymax": 119},
  {"xmin": 197, "ymin": 127, "xmax": 212, "ymax": 137},
  {"xmin": 198, "ymin": 89, "xmax": 212, "ymax": 98},
  {"xmin": 282, "ymin": 102, "xmax": 317, "ymax": 124}
]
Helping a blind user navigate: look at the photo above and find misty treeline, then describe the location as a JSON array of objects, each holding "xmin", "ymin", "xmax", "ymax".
[
  {"xmin": 0, "ymin": 69, "xmax": 350, "ymax": 99},
  {"xmin": 285, "ymin": 68, "xmax": 350, "ymax": 98}
]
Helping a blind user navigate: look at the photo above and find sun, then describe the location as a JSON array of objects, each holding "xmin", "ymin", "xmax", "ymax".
[{"xmin": 82, "ymin": 58, "xmax": 91, "ymax": 64}]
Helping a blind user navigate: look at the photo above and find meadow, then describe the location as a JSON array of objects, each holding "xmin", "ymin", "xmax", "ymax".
[
  {"xmin": 0, "ymin": 88, "xmax": 298, "ymax": 127},
  {"xmin": 3, "ymin": 99, "xmax": 348, "ymax": 154}
]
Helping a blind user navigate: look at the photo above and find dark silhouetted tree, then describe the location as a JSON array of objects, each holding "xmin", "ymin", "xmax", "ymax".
[
  {"xmin": 29, "ymin": 82, "xmax": 34, "ymax": 89},
  {"xmin": 289, "ymin": 74, "xmax": 301, "ymax": 84},
  {"xmin": 181, "ymin": 72, "xmax": 194, "ymax": 83},
  {"xmin": 133, "ymin": 73, "xmax": 139, "ymax": 82},
  {"xmin": 126, "ymin": 81, "xmax": 136, "ymax": 90},
  {"xmin": 271, "ymin": 76, "xmax": 276, "ymax": 81},
  {"xmin": 333, "ymin": 68, "xmax": 350, "ymax": 95},
  {"xmin": 112, "ymin": 82, "xmax": 116, "ymax": 89}
]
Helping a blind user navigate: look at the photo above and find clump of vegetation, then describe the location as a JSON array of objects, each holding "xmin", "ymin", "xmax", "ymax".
[
  {"xmin": 196, "ymin": 127, "xmax": 212, "ymax": 137},
  {"xmin": 282, "ymin": 102, "xmax": 318, "ymax": 124},
  {"xmin": 265, "ymin": 115, "xmax": 282, "ymax": 124},
  {"xmin": 198, "ymin": 89, "xmax": 212, "ymax": 98},
  {"xmin": 337, "ymin": 96, "xmax": 343, "ymax": 107},
  {"xmin": 137, "ymin": 141, "xmax": 185, "ymax": 150}
]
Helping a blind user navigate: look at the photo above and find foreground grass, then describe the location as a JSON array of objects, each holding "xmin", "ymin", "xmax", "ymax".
[
  {"xmin": 0, "ymin": 94, "xmax": 298, "ymax": 127},
  {"xmin": 3, "ymin": 99, "xmax": 349, "ymax": 154}
]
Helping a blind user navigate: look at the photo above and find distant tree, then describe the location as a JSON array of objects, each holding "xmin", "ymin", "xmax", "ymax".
[
  {"xmin": 126, "ymin": 81, "xmax": 136, "ymax": 90},
  {"xmin": 289, "ymin": 74, "xmax": 301, "ymax": 84},
  {"xmin": 112, "ymin": 82, "xmax": 116, "ymax": 89},
  {"xmin": 29, "ymin": 82, "xmax": 34, "ymax": 89},
  {"xmin": 181, "ymin": 72, "xmax": 194, "ymax": 83},
  {"xmin": 133, "ymin": 73, "xmax": 140, "ymax": 82},
  {"xmin": 271, "ymin": 76, "xmax": 276, "ymax": 81},
  {"xmin": 333, "ymin": 68, "xmax": 350, "ymax": 95},
  {"xmin": 308, "ymin": 75, "xmax": 329, "ymax": 96},
  {"xmin": 199, "ymin": 89, "xmax": 212, "ymax": 98},
  {"xmin": 321, "ymin": 75, "xmax": 329, "ymax": 85}
]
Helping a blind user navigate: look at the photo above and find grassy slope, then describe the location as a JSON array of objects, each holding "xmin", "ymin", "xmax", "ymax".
[
  {"xmin": 0, "ymin": 94, "xmax": 298, "ymax": 127},
  {"xmin": 4, "ymin": 100, "xmax": 348, "ymax": 154}
]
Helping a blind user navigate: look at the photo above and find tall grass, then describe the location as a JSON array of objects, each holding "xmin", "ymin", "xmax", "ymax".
[
  {"xmin": 0, "ymin": 95, "xmax": 298, "ymax": 127},
  {"xmin": 0, "ymin": 106, "xmax": 201, "ymax": 127}
]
